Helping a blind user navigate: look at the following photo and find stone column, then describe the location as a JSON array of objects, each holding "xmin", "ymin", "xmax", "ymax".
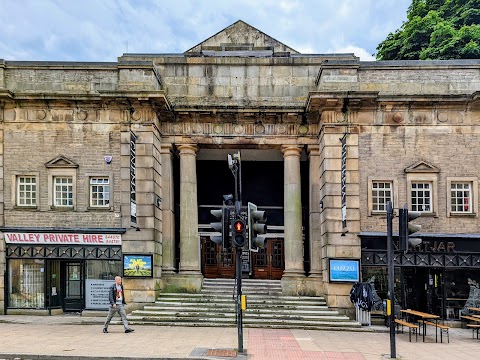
[
  {"xmin": 160, "ymin": 144, "xmax": 176, "ymax": 275},
  {"xmin": 308, "ymin": 145, "xmax": 322, "ymax": 279},
  {"xmin": 282, "ymin": 145, "xmax": 304, "ymax": 278},
  {"xmin": 177, "ymin": 144, "xmax": 202, "ymax": 278}
]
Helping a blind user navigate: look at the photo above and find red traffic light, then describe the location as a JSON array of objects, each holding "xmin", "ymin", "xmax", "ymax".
[{"xmin": 233, "ymin": 220, "xmax": 244, "ymax": 232}]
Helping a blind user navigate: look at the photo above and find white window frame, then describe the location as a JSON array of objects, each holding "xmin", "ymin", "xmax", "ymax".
[
  {"xmin": 53, "ymin": 176, "xmax": 73, "ymax": 207},
  {"xmin": 12, "ymin": 173, "xmax": 40, "ymax": 209},
  {"xmin": 368, "ymin": 177, "xmax": 398, "ymax": 215},
  {"xmin": 47, "ymin": 168, "xmax": 76, "ymax": 210},
  {"xmin": 89, "ymin": 177, "xmax": 111, "ymax": 208},
  {"xmin": 447, "ymin": 177, "xmax": 478, "ymax": 217},
  {"xmin": 410, "ymin": 182, "xmax": 432, "ymax": 213},
  {"xmin": 407, "ymin": 173, "xmax": 438, "ymax": 216}
]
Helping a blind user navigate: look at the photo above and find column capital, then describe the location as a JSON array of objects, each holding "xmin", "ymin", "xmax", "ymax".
[
  {"xmin": 177, "ymin": 144, "xmax": 198, "ymax": 156},
  {"xmin": 281, "ymin": 145, "xmax": 303, "ymax": 157},
  {"xmin": 160, "ymin": 143, "xmax": 174, "ymax": 155},
  {"xmin": 307, "ymin": 145, "xmax": 320, "ymax": 157}
]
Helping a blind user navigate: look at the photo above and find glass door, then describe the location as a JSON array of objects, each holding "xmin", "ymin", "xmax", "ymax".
[
  {"xmin": 61, "ymin": 261, "xmax": 84, "ymax": 312},
  {"xmin": 46, "ymin": 260, "xmax": 61, "ymax": 308}
]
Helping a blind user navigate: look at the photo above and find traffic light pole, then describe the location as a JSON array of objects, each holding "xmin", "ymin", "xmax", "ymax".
[
  {"xmin": 386, "ymin": 201, "xmax": 396, "ymax": 358},
  {"xmin": 229, "ymin": 151, "xmax": 244, "ymax": 353},
  {"xmin": 236, "ymin": 245, "xmax": 243, "ymax": 352}
]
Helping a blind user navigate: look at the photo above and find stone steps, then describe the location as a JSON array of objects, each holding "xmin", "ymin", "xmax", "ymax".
[{"xmin": 129, "ymin": 278, "xmax": 360, "ymax": 329}]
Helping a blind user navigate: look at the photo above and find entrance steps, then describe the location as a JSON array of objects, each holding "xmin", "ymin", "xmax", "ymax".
[{"xmin": 128, "ymin": 278, "xmax": 362, "ymax": 330}]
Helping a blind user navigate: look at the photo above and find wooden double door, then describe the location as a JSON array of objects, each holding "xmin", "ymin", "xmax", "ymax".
[{"xmin": 201, "ymin": 237, "xmax": 284, "ymax": 280}]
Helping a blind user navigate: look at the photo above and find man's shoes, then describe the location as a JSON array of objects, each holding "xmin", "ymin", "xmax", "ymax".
[
  {"xmin": 125, "ymin": 328, "xmax": 134, "ymax": 333},
  {"xmin": 103, "ymin": 328, "xmax": 108, "ymax": 333}
]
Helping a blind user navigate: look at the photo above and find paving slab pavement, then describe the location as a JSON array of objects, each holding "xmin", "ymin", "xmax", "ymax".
[{"xmin": 0, "ymin": 315, "xmax": 478, "ymax": 359}]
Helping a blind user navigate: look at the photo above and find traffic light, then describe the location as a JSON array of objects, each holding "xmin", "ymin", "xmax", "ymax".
[
  {"xmin": 232, "ymin": 218, "xmax": 246, "ymax": 247},
  {"xmin": 247, "ymin": 202, "xmax": 267, "ymax": 251},
  {"xmin": 399, "ymin": 204, "xmax": 422, "ymax": 253},
  {"xmin": 210, "ymin": 206, "xmax": 230, "ymax": 247}
]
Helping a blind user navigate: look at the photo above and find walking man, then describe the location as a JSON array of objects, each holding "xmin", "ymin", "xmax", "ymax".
[{"xmin": 103, "ymin": 276, "xmax": 134, "ymax": 333}]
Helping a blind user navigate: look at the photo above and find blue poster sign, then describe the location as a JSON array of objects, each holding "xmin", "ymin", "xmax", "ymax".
[
  {"xmin": 123, "ymin": 254, "xmax": 153, "ymax": 278},
  {"xmin": 329, "ymin": 258, "xmax": 360, "ymax": 283}
]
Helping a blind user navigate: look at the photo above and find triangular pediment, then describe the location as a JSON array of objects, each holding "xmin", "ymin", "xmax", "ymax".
[
  {"xmin": 404, "ymin": 160, "xmax": 439, "ymax": 173},
  {"xmin": 185, "ymin": 20, "xmax": 299, "ymax": 55},
  {"xmin": 45, "ymin": 155, "xmax": 79, "ymax": 168}
]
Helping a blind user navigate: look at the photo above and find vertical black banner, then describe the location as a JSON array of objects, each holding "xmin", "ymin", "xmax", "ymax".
[
  {"xmin": 341, "ymin": 134, "xmax": 347, "ymax": 229},
  {"xmin": 130, "ymin": 131, "xmax": 137, "ymax": 225}
]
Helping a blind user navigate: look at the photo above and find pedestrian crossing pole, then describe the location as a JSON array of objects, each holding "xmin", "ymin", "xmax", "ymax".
[
  {"xmin": 228, "ymin": 151, "xmax": 244, "ymax": 353},
  {"xmin": 386, "ymin": 201, "xmax": 396, "ymax": 358}
]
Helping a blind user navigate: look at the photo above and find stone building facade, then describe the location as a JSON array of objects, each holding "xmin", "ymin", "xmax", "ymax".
[{"xmin": 0, "ymin": 21, "xmax": 479, "ymax": 316}]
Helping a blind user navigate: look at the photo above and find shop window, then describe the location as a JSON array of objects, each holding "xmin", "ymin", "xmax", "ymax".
[
  {"xmin": 9, "ymin": 259, "xmax": 45, "ymax": 308},
  {"xmin": 405, "ymin": 161, "xmax": 439, "ymax": 216},
  {"xmin": 444, "ymin": 270, "xmax": 479, "ymax": 320},
  {"xmin": 89, "ymin": 177, "xmax": 110, "ymax": 208},
  {"xmin": 14, "ymin": 174, "xmax": 39, "ymax": 208},
  {"xmin": 367, "ymin": 178, "xmax": 397, "ymax": 215},
  {"xmin": 86, "ymin": 260, "xmax": 121, "ymax": 280},
  {"xmin": 447, "ymin": 177, "xmax": 478, "ymax": 217},
  {"xmin": 85, "ymin": 260, "xmax": 122, "ymax": 310}
]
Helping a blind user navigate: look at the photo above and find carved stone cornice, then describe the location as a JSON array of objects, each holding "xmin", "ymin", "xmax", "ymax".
[{"xmin": 159, "ymin": 121, "xmax": 319, "ymax": 138}]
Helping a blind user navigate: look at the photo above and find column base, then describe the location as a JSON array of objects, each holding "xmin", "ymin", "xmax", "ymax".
[
  {"xmin": 161, "ymin": 267, "xmax": 177, "ymax": 277},
  {"xmin": 169, "ymin": 272, "xmax": 204, "ymax": 293},
  {"xmin": 281, "ymin": 273, "xmax": 310, "ymax": 296},
  {"xmin": 308, "ymin": 270, "xmax": 323, "ymax": 278}
]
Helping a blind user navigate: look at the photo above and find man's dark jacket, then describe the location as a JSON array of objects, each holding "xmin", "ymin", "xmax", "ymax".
[{"xmin": 108, "ymin": 283, "xmax": 127, "ymax": 306}]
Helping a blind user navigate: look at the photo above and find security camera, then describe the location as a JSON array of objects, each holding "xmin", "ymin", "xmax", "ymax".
[{"xmin": 104, "ymin": 156, "xmax": 113, "ymax": 164}]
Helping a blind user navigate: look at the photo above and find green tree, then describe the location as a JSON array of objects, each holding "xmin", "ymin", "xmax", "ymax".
[{"xmin": 376, "ymin": 0, "xmax": 480, "ymax": 60}]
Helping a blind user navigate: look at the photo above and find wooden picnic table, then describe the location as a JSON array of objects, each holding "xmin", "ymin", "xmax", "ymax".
[
  {"xmin": 401, "ymin": 309, "xmax": 440, "ymax": 343},
  {"xmin": 461, "ymin": 312, "xmax": 480, "ymax": 339}
]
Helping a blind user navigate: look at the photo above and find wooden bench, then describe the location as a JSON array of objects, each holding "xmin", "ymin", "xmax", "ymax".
[
  {"xmin": 461, "ymin": 315, "xmax": 480, "ymax": 322},
  {"xmin": 417, "ymin": 320, "xmax": 450, "ymax": 343},
  {"xmin": 394, "ymin": 319, "xmax": 418, "ymax": 342},
  {"xmin": 460, "ymin": 315, "xmax": 480, "ymax": 329},
  {"xmin": 466, "ymin": 324, "xmax": 480, "ymax": 339}
]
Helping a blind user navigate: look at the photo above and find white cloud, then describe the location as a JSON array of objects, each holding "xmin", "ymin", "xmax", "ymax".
[
  {"xmin": 0, "ymin": 0, "xmax": 411, "ymax": 61},
  {"xmin": 328, "ymin": 45, "xmax": 376, "ymax": 61}
]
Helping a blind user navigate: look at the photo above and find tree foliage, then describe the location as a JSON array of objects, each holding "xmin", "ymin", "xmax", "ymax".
[{"xmin": 376, "ymin": 0, "xmax": 480, "ymax": 60}]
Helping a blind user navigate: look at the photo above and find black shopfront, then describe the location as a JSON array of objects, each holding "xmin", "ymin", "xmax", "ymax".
[
  {"xmin": 3, "ymin": 228, "xmax": 125, "ymax": 314},
  {"xmin": 360, "ymin": 232, "xmax": 480, "ymax": 320}
]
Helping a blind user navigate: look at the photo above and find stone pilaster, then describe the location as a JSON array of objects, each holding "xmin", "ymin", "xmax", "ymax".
[
  {"xmin": 176, "ymin": 144, "xmax": 202, "ymax": 289},
  {"xmin": 0, "ymin": 103, "xmax": 4, "ymax": 313},
  {"xmin": 160, "ymin": 144, "xmax": 176, "ymax": 276},
  {"xmin": 281, "ymin": 145, "xmax": 305, "ymax": 294},
  {"xmin": 319, "ymin": 122, "xmax": 361, "ymax": 309},
  {"xmin": 120, "ymin": 123, "xmax": 161, "ymax": 303},
  {"xmin": 0, "ymin": 60, "xmax": 5, "ymax": 89},
  {"xmin": 308, "ymin": 145, "xmax": 323, "ymax": 280}
]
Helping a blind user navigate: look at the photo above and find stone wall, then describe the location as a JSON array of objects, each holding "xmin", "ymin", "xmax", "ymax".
[
  {"xmin": 3, "ymin": 61, "xmax": 161, "ymax": 94},
  {"xmin": 359, "ymin": 121, "xmax": 480, "ymax": 234},
  {"xmin": 119, "ymin": 54, "xmax": 356, "ymax": 108},
  {"xmin": 2, "ymin": 105, "xmax": 123, "ymax": 228}
]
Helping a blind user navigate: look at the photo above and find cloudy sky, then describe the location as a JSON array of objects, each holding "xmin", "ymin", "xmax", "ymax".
[{"xmin": 0, "ymin": 0, "xmax": 411, "ymax": 62}]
